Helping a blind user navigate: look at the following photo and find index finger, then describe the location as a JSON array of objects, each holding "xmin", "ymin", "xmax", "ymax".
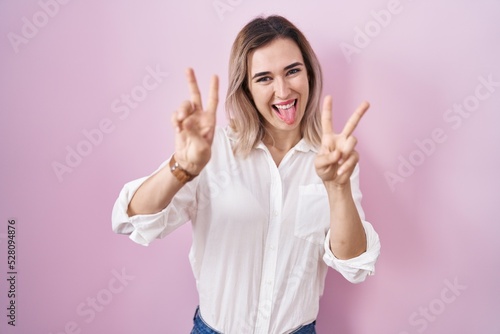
[
  {"xmin": 205, "ymin": 74, "xmax": 219, "ymax": 114},
  {"xmin": 186, "ymin": 68, "xmax": 203, "ymax": 110},
  {"xmin": 321, "ymin": 95, "xmax": 333, "ymax": 135},
  {"xmin": 341, "ymin": 101, "xmax": 370, "ymax": 137}
]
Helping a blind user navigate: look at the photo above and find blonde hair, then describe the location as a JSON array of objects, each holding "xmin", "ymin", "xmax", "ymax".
[{"xmin": 226, "ymin": 15, "xmax": 323, "ymax": 156}]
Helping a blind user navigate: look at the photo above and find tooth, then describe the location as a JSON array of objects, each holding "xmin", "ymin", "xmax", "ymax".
[{"xmin": 276, "ymin": 102, "xmax": 294, "ymax": 109}]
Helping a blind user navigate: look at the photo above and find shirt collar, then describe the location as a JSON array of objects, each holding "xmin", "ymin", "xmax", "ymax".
[{"xmin": 294, "ymin": 139, "xmax": 318, "ymax": 153}]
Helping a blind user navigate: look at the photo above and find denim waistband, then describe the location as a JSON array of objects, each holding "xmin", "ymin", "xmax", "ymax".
[{"xmin": 190, "ymin": 307, "xmax": 316, "ymax": 334}]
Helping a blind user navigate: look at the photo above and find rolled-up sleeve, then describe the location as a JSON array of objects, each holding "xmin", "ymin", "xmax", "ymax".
[
  {"xmin": 321, "ymin": 164, "xmax": 381, "ymax": 283},
  {"xmin": 323, "ymin": 222, "xmax": 380, "ymax": 283},
  {"xmin": 111, "ymin": 163, "xmax": 197, "ymax": 246}
]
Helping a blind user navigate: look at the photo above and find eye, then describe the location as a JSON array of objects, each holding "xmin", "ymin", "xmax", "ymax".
[
  {"xmin": 287, "ymin": 68, "xmax": 301, "ymax": 76},
  {"xmin": 256, "ymin": 76, "xmax": 272, "ymax": 83}
]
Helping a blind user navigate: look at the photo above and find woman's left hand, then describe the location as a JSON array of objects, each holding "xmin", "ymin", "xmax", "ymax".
[{"xmin": 314, "ymin": 96, "xmax": 370, "ymax": 186}]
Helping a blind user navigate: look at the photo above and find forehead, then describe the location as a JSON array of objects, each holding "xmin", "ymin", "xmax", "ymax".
[{"xmin": 248, "ymin": 38, "xmax": 304, "ymax": 73}]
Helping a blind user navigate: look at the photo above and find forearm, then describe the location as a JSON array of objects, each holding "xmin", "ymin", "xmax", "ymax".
[
  {"xmin": 325, "ymin": 181, "xmax": 367, "ymax": 260},
  {"xmin": 127, "ymin": 159, "xmax": 185, "ymax": 216}
]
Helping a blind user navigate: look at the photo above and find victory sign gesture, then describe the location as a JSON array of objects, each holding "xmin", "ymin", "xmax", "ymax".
[
  {"xmin": 315, "ymin": 96, "xmax": 370, "ymax": 186},
  {"xmin": 171, "ymin": 68, "xmax": 219, "ymax": 176}
]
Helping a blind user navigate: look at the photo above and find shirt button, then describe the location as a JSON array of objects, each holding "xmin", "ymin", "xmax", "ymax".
[{"xmin": 273, "ymin": 210, "xmax": 278, "ymax": 216}]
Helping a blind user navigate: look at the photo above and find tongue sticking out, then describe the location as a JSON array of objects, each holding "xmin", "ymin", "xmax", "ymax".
[{"xmin": 275, "ymin": 103, "xmax": 297, "ymax": 125}]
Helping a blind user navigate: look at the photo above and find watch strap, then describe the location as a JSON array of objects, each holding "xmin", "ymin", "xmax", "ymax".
[{"xmin": 169, "ymin": 155, "xmax": 197, "ymax": 184}]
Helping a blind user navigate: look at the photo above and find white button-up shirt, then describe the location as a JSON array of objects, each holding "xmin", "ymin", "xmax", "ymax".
[{"xmin": 112, "ymin": 127, "xmax": 380, "ymax": 333}]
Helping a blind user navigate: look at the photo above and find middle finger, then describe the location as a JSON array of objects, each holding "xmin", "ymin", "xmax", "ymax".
[{"xmin": 341, "ymin": 101, "xmax": 369, "ymax": 137}]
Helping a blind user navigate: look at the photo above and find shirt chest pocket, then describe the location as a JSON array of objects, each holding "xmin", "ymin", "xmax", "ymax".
[{"xmin": 294, "ymin": 184, "xmax": 330, "ymax": 245}]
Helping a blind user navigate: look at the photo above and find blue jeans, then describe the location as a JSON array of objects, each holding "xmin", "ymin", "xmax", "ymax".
[{"xmin": 190, "ymin": 307, "xmax": 317, "ymax": 333}]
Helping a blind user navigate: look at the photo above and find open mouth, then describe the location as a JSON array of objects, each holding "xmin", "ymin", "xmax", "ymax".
[{"xmin": 272, "ymin": 99, "xmax": 297, "ymax": 125}]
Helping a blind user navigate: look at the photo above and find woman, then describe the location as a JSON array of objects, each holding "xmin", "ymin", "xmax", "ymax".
[{"xmin": 112, "ymin": 15, "xmax": 380, "ymax": 333}]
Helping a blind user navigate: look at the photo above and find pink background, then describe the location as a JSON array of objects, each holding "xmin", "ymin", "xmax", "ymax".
[{"xmin": 1, "ymin": 1, "xmax": 500, "ymax": 333}]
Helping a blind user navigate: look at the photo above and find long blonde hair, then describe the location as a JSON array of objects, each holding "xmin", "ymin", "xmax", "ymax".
[{"xmin": 226, "ymin": 15, "xmax": 323, "ymax": 156}]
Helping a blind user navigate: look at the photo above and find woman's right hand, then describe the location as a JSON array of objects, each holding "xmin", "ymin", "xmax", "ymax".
[{"xmin": 171, "ymin": 68, "xmax": 219, "ymax": 175}]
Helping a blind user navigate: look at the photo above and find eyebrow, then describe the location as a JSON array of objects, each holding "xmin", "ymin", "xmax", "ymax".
[{"xmin": 251, "ymin": 62, "xmax": 304, "ymax": 80}]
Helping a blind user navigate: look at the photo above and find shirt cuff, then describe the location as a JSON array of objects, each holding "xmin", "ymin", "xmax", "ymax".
[
  {"xmin": 111, "ymin": 176, "xmax": 169, "ymax": 246},
  {"xmin": 322, "ymin": 220, "xmax": 381, "ymax": 284}
]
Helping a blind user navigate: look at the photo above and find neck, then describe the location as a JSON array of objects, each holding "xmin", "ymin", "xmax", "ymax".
[
  {"xmin": 262, "ymin": 128, "xmax": 301, "ymax": 166},
  {"xmin": 262, "ymin": 129, "xmax": 301, "ymax": 152}
]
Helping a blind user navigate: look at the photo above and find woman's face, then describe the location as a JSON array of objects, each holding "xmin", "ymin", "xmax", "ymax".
[{"xmin": 247, "ymin": 38, "xmax": 309, "ymax": 137}]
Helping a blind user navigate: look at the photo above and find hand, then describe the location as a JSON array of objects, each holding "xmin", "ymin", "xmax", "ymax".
[
  {"xmin": 314, "ymin": 96, "xmax": 369, "ymax": 186},
  {"xmin": 171, "ymin": 68, "xmax": 219, "ymax": 175}
]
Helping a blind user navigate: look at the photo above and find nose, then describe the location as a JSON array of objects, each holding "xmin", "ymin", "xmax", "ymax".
[{"xmin": 274, "ymin": 76, "xmax": 290, "ymax": 100}]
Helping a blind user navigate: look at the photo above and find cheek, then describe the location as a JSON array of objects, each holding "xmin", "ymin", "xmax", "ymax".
[
  {"xmin": 293, "ymin": 76, "xmax": 309, "ymax": 94},
  {"xmin": 298, "ymin": 80, "xmax": 309, "ymax": 103},
  {"xmin": 252, "ymin": 87, "xmax": 272, "ymax": 107},
  {"xmin": 303, "ymin": 77, "xmax": 310, "ymax": 92}
]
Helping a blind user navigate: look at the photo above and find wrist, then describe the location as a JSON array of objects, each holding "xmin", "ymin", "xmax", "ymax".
[
  {"xmin": 169, "ymin": 155, "xmax": 198, "ymax": 184},
  {"xmin": 324, "ymin": 180, "xmax": 352, "ymax": 195}
]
